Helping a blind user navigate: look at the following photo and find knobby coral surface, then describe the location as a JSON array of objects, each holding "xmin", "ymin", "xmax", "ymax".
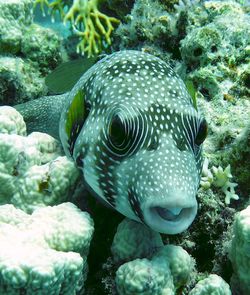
[
  {"xmin": 0, "ymin": 106, "xmax": 81, "ymax": 213},
  {"xmin": 0, "ymin": 202, "xmax": 94, "ymax": 294}
]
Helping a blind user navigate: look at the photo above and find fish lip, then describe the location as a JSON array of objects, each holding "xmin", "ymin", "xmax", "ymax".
[{"xmin": 142, "ymin": 199, "xmax": 198, "ymax": 234}]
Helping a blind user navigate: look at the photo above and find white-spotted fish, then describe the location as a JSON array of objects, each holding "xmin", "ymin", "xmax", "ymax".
[{"xmin": 16, "ymin": 50, "xmax": 207, "ymax": 234}]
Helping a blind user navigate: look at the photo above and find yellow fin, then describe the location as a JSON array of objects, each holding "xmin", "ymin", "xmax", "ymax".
[
  {"xmin": 65, "ymin": 89, "xmax": 85, "ymax": 155},
  {"xmin": 185, "ymin": 79, "xmax": 197, "ymax": 110}
]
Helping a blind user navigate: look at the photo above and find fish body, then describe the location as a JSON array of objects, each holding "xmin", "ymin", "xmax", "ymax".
[
  {"xmin": 59, "ymin": 50, "xmax": 207, "ymax": 234},
  {"xmin": 17, "ymin": 50, "xmax": 207, "ymax": 234}
]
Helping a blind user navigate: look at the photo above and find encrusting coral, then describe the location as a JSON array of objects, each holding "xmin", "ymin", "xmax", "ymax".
[
  {"xmin": 35, "ymin": 0, "xmax": 120, "ymax": 56},
  {"xmin": 0, "ymin": 202, "xmax": 94, "ymax": 294},
  {"xmin": 0, "ymin": 0, "xmax": 62, "ymax": 105}
]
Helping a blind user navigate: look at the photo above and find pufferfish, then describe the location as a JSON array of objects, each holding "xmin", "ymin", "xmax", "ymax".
[{"xmin": 16, "ymin": 50, "xmax": 207, "ymax": 234}]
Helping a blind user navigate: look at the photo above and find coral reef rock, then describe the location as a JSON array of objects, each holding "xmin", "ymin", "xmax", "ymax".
[{"xmin": 0, "ymin": 0, "xmax": 62, "ymax": 105}]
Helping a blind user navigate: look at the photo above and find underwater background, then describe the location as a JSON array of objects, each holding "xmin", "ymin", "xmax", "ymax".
[{"xmin": 0, "ymin": 0, "xmax": 249, "ymax": 294}]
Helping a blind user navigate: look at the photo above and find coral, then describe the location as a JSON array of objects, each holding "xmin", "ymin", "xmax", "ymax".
[
  {"xmin": 180, "ymin": 24, "xmax": 222, "ymax": 69},
  {"xmin": 179, "ymin": 1, "xmax": 250, "ymax": 100},
  {"xmin": 229, "ymin": 206, "xmax": 250, "ymax": 295},
  {"xmin": 200, "ymin": 158, "xmax": 239, "ymax": 205},
  {"xmin": 0, "ymin": 106, "xmax": 81, "ymax": 213},
  {"xmin": 115, "ymin": 0, "xmax": 249, "ymax": 102},
  {"xmin": 106, "ymin": 0, "xmax": 134, "ymax": 20},
  {"xmin": 21, "ymin": 23, "xmax": 62, "ymax": 74},
  {"xmin": 12, "ymin": 155, "xmax": 80, "ymax": 213},
  {"xmin": 0, "ymin": 0, "xmax": 33, "ymax": 54},
  {"xmin": 211, "ymin": 165, "xmax": 239, "ymax": 205},
  {"xmin": 0, "ymin": 56, "xmax": 46, "ymax": 105},
  {"xmin": 189, "ymin": 274, "xmax": 231, "ymax": 295},
  {"xmin": 153, "ymin": 245, "xmax": 195, "ymax": 289},
  {"xmin": 35, "ymin": 0, "xmax": 120, "ymax": 56},
  {"xmin": 0, "ymin": 106, "xmax": 26, "ymax": 135},
  {"xmin": 114, "ymin": 0, "xmax": 175, "ymax": 60},
  {"xmin": 115, "ymin": 258, "xmax": 174, "ymax": 295},
  {"xmin": 111, "ymin": 218, "xmax": 163, "ymax": 264},
  {"xmin": 219, "ymin": 120, "xmax": 250, "ymax": 196},
  {"xmin": 115, "ymin": 244, "xmax": 195, "ymax": 295},
  {"xmin": 111, "ymin": 219, "xmax": 195, "ymax": 294},
  {"xmin": 0, "ymin": 202, "xmax": 94, "ymax": 294},
  {"xmin": 0, "ymin": 0, "xmax": 62, "ymax": 105}
]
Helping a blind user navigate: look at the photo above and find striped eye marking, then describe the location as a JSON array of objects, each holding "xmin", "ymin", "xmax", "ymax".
[
  {"xmin": 195, "ymin": 118, "xmax": 208, "ymax": 146},
  {"xmin": 109, "ymin": 115, "xmax": 130, "ymax": 151}
]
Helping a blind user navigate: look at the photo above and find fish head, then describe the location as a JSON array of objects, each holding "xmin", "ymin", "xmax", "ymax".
[{"xmin": 59, "ymin": 51, "xmax": 207, "ymax": 234}]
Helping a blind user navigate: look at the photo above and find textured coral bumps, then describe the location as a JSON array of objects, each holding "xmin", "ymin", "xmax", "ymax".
[
  {"xmin": 229, "ymin": 205, "xmax": 250, "ymax": 295},
  {"xmin": 112, "ymin": 218, "xmax": 231, "ymax": 295},
  {"xmin": 0, "ymin": 106, "xmax": 95, "ymax": 294},
  {"xmin": 0, "ymin": 106, "xmax": 81, "ymax": 213},
  {"xmin": 0, "ymin": 0, "xmax": 62, "ymax": 105},
  {"xmin": 0, "ymin": 203, "xmax": 94, "ymax": 294}
]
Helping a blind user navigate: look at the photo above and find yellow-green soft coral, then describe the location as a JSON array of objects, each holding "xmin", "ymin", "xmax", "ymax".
[{"xmin": 35, "ymin": 0, "xmax": 120, "ymax": 56}]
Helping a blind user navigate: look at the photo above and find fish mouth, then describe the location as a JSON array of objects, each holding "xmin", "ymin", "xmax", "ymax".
[{"xmin": 142, "ymin": 200, "xmax": 198, "ymax": 234}]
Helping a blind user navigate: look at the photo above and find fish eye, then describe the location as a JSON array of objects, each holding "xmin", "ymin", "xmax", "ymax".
[
  {"xmin": 195, "ymin": 118, "xmax": 208, "ymax": 145},
  {"xmin": 109, "ymin": 115, "xmax": 127, "ymax": 147}
]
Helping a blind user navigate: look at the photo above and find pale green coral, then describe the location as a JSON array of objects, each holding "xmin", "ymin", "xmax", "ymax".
[
  {"xmin": 0, "ymin": 202, "xmax": 94, "ymax": 294},
  {"xmin": 0, "ymin": 106, "xmax": 26, "ymax": 136},
  {"xmin": 153, "ymin": 245, "xmax": 195, "ymax": 289},
  {"xmin": 0, "ymin": 0, "xmax": 62, "ymax": 105},
  {"xmin": 111, "ymin": 218, "xmax": 163, "ymax": 264},
  {"xmin": 115, "ymin": 244, "xmax": 195, "ymax": 294},
  {"xmin": 189, "ymin": 274, "xmax": 231, "ymax": 295},
  {"xmin": 0, "ymin": 0, "xmax": 33, "ymax": 54},
  {"xmin": 229, "ymin": 205, "xmax": 250, "ymax": 295},
  {"xmin": 115, "ymin": 258, "xmax": 175, "ymax": 295},
  {"xmin": 12, "ymin": 156, "xmax": 80, "ymax": 213},
  {"xmin": 35, "ymin": 0, "xmax": 120, "ymax": 56},
  {"xmin": 0, "ymin": 106, "xmax": 81, "ymax": 213},
  {"xmin": 0, "ymin": 56, "xmax": 46, "ymax": 104}
]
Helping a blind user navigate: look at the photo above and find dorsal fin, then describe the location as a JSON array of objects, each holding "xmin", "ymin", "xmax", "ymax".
[{"xmin": 45, "ymin": 57, "xmax": 97, "ymax": 94}]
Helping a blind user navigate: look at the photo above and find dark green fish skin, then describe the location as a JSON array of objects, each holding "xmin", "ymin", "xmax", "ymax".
[{"xmin": 17, "ymin": 50, "xmax": 207, "ymax": 234}]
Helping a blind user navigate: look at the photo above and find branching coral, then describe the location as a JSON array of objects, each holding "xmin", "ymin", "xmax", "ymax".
[{"xmin": 35, "ymin": 0, "xmax": 120, "ymax": 56}]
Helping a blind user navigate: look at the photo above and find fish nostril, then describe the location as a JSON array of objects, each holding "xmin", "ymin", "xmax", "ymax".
[{"xmin": 155, "ymin": 207, "xmax": 183, "ymax": 221}]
